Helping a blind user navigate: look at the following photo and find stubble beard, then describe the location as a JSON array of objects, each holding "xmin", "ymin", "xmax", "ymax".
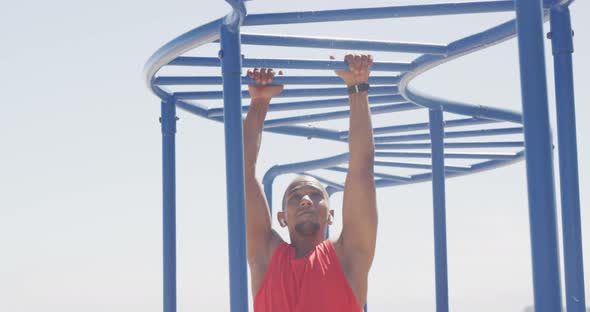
[{"xmin": 295, "ymin": 221, "xmax": 320, "ymax": 236}]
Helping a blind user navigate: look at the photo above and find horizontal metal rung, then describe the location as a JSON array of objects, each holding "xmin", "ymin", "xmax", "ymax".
[
  {"xmin": 374, "ymin": 127, "xmax": 523, "ymax": 143},
  {"xmin": 176, "ymin": 100, "xmax": 342, "ymax": 141},
  {"xmin": 298, "ymin": 172, "xmax": 344, "ymax": 190},
  {"xmin": 375, "ymin": 141, "xmax": 525, "ymax": 149},
  {"xmin": 267, "ymin": 153, "xmax": 350, "ymax": 175},
  {"xmin": 174, "ymin": 86, "xmax": 398, "ymax": 100},
  {"xmin": 375, "ymin": 151, "xmax": 520, "ymax": 160},
  {"xmin": 237, "ymin": 33, "xmax": 448, "ymax": 55},
  {"xmin": 373, "ymin": 172, "xmax": 414, "ymax": 182},
  {"xmin": 264, "ymin": 103, "xmax": 419, "ymax": 128},
  {"xmin": 324, "ymin": 166, "xmax": 412, "ymax": 182},
  {"xmin": 169, "ymin": 56, "xmax": 414, "ymax": 72},
  {"xmin": 242, "ymin": 1, "xmax": 515, "ymax": 26},
  {"xmin": 207, "ymin": 95, "xmax": 406, "ymax": 118},
  {"xmin": 374, "ymin": 160, "xmax": 471, "ymax": 172},
  {"xmin": 154, "ymin": 75, "xmax": 401, "ymax": 86},
  {"xmin": 340, "ymin": 117, "xmax": 498, "ymax": 139}
]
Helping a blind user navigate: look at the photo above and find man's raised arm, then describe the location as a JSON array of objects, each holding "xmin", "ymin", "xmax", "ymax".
[
  {"xmin": 335, "ymin": 54, "xmax": 378, "ymax": 271},
  {"xmin": 243, "ymin": 68, "xmax": 284, "ymax": 267}
]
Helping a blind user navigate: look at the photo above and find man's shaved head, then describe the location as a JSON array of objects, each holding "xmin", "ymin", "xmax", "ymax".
[
  {"xmin": 282, "ymin": 175, "xmax": 329, "ymax": 212},
  {"xmin": 278, "ymin": 174, "xmax": 333, "ymax": 238}
]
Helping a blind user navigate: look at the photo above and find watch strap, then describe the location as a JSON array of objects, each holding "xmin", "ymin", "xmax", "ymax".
[{"xmin": 347, "ymin": 83, "xmax": 370, "ymax": 94}]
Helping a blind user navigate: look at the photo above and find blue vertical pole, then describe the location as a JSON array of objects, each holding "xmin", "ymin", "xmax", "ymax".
[
  {"xmin": 514, "ymin": 1, "xmax": 563, "ymax": 311},
  {"xmin": 263, "ymin": 176, "xmax": 279, "ymax": 234},
  {"xmin": 428, "ymin": 107, "xmax": 449, "ymax": 312},
  {"xmin": 264, "ymin": 177, "xmax": 274, "ymax": 214},
  {"xmin": 220, "ymin": 21, "xmax": 249, "ymax": 312},
  {"xmin": 326, "ymin": 190, "xmax": 332, "ymax": 240},
  {"xmin": 550, "ymin": 6, "xmax": 586, "ymax": 312},
  {"xmin": 161, "ymin": 101, "xmax": 177, "ymax": 312}
]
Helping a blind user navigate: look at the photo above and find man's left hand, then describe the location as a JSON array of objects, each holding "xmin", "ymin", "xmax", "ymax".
[{"xmin": 332, "ymin": 54, "xmax": 373, "ymax": 87}]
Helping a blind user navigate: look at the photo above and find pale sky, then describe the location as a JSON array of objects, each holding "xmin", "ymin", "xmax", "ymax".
[{"xmin": 1, "ymin": 1, "xmax": 589, "ymax": 311}]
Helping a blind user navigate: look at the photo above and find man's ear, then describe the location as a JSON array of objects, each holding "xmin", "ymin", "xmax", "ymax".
[
  {"xmin": 277, "ymin": 211, "xmax": 287, "ymax": 227},
  {"xmin": 328, "ymin": 210, "xmax": 335, "ymax": 225}
]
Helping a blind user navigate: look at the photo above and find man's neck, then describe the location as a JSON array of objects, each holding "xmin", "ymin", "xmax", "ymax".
[{"xmin": 290, "ymin": 236, "xmax": 325, "ymax": 258}]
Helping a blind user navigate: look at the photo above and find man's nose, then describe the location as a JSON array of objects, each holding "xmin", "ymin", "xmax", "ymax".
[{"xmin": 299, "ymin": 195, "xmax": 312, "ymax": 207}]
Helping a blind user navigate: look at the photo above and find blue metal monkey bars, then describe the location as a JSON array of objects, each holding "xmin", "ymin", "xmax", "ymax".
[{"xmin": 145, "ymin": 0, "xmax": 585, "ymax": 311}]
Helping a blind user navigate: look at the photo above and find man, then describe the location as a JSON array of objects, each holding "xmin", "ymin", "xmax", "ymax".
[{"xmin": 243, "ymin": 54, "xmax": 377, "ymax": 312}]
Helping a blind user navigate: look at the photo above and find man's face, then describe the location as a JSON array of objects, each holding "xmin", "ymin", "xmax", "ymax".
[{"xmin": 281, "ymin": 176, "xmax": 331, "ymax": 237}]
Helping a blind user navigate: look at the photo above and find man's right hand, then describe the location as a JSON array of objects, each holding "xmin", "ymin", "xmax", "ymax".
[{"xmin": 247, "ymin": 68, "xmax": 284, "ymax": 101}]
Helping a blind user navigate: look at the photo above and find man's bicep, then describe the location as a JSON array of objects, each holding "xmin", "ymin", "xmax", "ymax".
[
  {"xmin": 245, "ymin": 175, "xmax": 276, "ymax": 263},
  {"xmin": 340, "ymin": 171, "xmax": 378, "ymax": 266},
  {"xmin": 246, "ymin": 226, "xmax": 278, "ymax": 267}
]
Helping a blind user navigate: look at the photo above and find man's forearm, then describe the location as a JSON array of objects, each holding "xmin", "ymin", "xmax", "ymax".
[
  {"xmin": 336, "ymin": 55, "xmax": 378, "ymax": 268},
  {"xmin": 243, "ymin": 98, "xmax": 270, "ymax": 176},
  {"xmin": 347, "ymin": 92, "xmax": 375, "ymax": 173},
  {"xmin": 243, "ymin": 97, "xmax": 274, "ymax": 261}
]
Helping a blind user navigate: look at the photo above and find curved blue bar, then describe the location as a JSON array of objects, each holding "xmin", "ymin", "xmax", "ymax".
[
  {"xmin": 144, "ymin": 18, "xmax": 223, "ymax": 89},
  {"xmin": 398, "ymin": 18, "xmax": 526, "ymax": 123}
]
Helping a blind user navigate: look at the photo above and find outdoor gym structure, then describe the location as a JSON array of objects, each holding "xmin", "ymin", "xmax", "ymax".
[{"xmin": 143, "ymin": 0, "xmax": 585, "ymax": 311}]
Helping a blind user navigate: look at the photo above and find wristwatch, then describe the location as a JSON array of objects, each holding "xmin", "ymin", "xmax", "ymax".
[{"xmin": 347, "ymin": 83, "xmax": 370, "ymax": 94}]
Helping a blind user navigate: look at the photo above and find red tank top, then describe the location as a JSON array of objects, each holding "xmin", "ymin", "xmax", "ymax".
[{"xmin": 254, "ymin": 239, "xmax": 362, "ymax": 312}]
